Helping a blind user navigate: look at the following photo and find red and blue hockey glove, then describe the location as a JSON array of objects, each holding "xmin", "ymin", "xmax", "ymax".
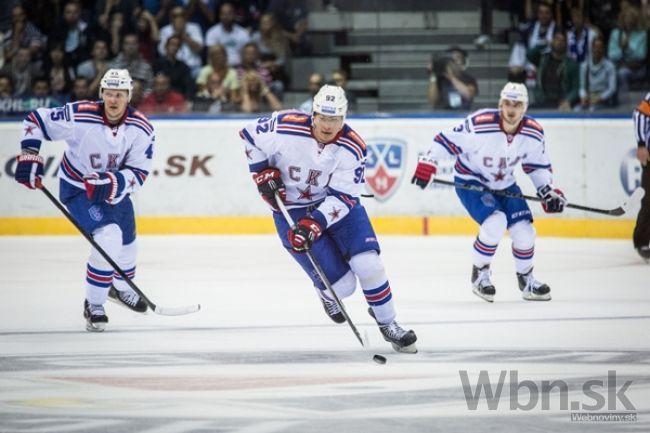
[
  {"xmin": 287, "ymin": 217, "xmax": 323, "ymax": 252},
  {"xmin": 15, "ymin": 153, "xmax": 44, "ymax": 189},
  {"xmin": 253, "ymin": 167, "xmax": 286, "ymax": 211},
  {"xmin": 411, "ymin": 154, "xmax": 437, "ymax": 189},
  {"xmin": 84, "ymin": 171, "xmax": 125, "ymax": 204},
  {"xmin": 537, "ymin": 184, "xmax": 566, "ymax": 213}
]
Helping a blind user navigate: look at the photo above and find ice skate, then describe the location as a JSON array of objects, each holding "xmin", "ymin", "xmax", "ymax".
[
  {"xmin": 108, "ymin": 285, "xmax": 148, "ymax": 313},
  {"xmin": 83, "ymin": 300, "xmax": 108, "ymax": 332},
  {"xmin": 472, "ymin": 265, "xmax": 496, "ymax": 303},
  {"xmin": 637, "ymin": 245, "xmax": 650, "ymax": 263},
  {"xmin": 319, "ymin": 296, "xmax": 346, "ymax": 323},
  {"xmin": 517, "ymin": 268, "xmax": 551, "ymax": 301},
  {"xmin": 368, "ymin": 308, "xmax": 417, "ymax": 354}
]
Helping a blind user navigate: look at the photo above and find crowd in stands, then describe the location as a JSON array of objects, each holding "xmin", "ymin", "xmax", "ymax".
[
  {"xmin": 0, "ymin": 0, "xmax": 311, "ymax": 115},
  {"xmin": 458, "ymin": 0, "xmax": 649, "ymax": 112},
  {"xmin": 2, "ymin": 0, "xmax": 648, "ymax": 116}
]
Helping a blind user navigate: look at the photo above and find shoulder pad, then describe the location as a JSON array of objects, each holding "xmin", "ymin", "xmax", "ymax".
[
  {"xmin": 471, "ymin": 111, "xmax": 498, "ymax": 125},
  {"xmin": 523, "ymin": 117, "xmax": 543, "ymax": 132},
  {"xmin": 336, "ymin": 125, "xmax": 367, "ymax": 160},
  {"xmin": 278, "ymin": 111, "xmax": 311, "ymax": 126},
  {"xmin": 126, "ymin": 107, "xmax": 154, "ymax": 135},
  {"xmin": 72, "ymin": 102, "xmax": 101, "ymax": 114}
]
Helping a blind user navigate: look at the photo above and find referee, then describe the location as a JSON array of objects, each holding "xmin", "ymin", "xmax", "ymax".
[{"xmin": 633, "ymin": 92, "xmax": 650, "ymax": 261}]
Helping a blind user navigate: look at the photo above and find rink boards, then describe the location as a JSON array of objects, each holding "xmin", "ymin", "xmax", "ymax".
[{"xmin": 0, "ymin": 115, "xmax": 642, "ymax": 237}]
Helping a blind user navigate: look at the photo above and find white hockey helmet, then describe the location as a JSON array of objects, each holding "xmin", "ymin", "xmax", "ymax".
[
  {"xmin": 499, "ymin": 82, "xmax": 528, "ymax": 110},
  {"xmin": 99, "ymin": 68, "xmax": 133, "ymax": 102},
  {"xmin": 312, "ymin": 84, "xmax": 348, "ymax": 120}
]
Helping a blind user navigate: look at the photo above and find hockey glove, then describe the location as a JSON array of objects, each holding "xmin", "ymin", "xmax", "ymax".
[
  {"xmin": 288, "ymin": 217, "xmax": 323, "ymax": 252},
  {"xmin": 537, "ymin": 184, "xmax": 566, "ymax": 213},
  {"xmin": 15, "ymin": 153, "xmax": 44, "ymax": 189},
  {"xmin": 253, "ymin": 167, "xmax": 286, "ymax": 211},
  {"xmin": 84, "ymin": 171, "xmax": 125, "ymax": 204},
  {"xmin": 411, "ymin": 154, "xmax": 437, "ymax": 189}
]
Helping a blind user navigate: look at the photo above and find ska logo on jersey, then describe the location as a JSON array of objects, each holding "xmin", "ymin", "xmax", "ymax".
[{"xmin": 364, "ymin": 138, "xmax": 406, "ymax": 202}]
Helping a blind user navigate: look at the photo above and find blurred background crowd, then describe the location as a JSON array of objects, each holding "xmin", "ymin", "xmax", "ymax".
[{"xmin": 0, "ymin": 0, "xmax": 647, "ymax": 116}]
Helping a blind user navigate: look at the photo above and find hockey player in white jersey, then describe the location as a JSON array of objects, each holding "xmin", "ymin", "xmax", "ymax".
[
  {"xmin": 239, "ymin": 85, "xmax": 417, "ymax": 353},
  {"xmin": 412, "ymin": 82, "xmax": 566, "ymax": 302},
  {"xmin": 14, "ymin": 69, "xmax": 155, "ymax": 331}
]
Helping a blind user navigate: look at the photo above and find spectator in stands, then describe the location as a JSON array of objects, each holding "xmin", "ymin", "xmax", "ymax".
[
  {"xmin": 158, "ymin": 6, "xmax": 204, "ymax": 77},
  {"xmin": 428, "ymin": 47, "xmax": 478, "ymax": 110},
  {"xmin": 30, "ymin": 76, "xmax": 50, "ymax": 97},
  {"xmin": 586, "ymin": 0, "xmax": 620, "ymax": 44},
  {"xmin": 135, "ymin": 9, "xmax": 160, "ymax": 63},
  {"xmin": 0, "ymin": 33, "xmax": 5, "ymax": 70},
  {"xmin": 266, "ymin": 0, "xmax": 310, "ymax": 56},
  {"xmin": 184, "ymin": 0, "xmax": 217, "ymax": 32},
  {"xmin": 227, "ymin": 0, "xmax": 265, "ymax": 30},
  {"xmin": 508, "ymin": 1, "xmax": 556, "ymax": 83},
  {"xmin": 1, "ymin": 47, "xmax": 40, "ymax": 96},
  {"xmin": 95, "ymin": 0, "xmax": 138, "ymax": 31},
  {"xmin": 2, "ymin": 4, "xmax": 46, "ymax": 64},
  {"xmin": 577, "ymin": 37, "xmax": 617, "ymax": 111},
  {"xmin": 205, "ymin": 2, "xmax": 251, "ymax": 67},
  {"xmin": 0, "ymin": 74, "xmax": 12, "ymax": 97},
  {"xmin": 554, "ymin": 0, "xmax": 583, "ymax": 31},
  {"xmin": 130, "ymin": 77, "xmax": 144, "ymax": 108},
  {"xmin": 239, "ymin": 70, "xmax": 282, "ymax": 113},
  {"xmin": 44, "ymin": 42, "xmax": 76, "ymax": 98},
  {"xmin": 22, "ymin": 0, "xmax": 61, "ymax": 35},
  {"xmin": 298, "ymin": 72, "xmax": 323, "ymax": 113},
  {"xmin": 608, "ymin": 6, "xmax": 648, "ymax": 92},
  {"xmin": 139, "ymin": 72, "xmax": 188, "ymax": 114},
  {"xmin": 50, "ymin": 0, "xmax": 92, "ymax": 68},
  {"xmin": 196, "ymin": 44, "xmax": 240, "ymax": 103},
  {"xmin": 110, "ymin": 33, "xmax": 154, "ymax": 91},
  {"xmin": 107, "ymin": 12, "xmax": 127, "ymax": 57},
  {"xmin": 528, "ymin": 31, "xmax": 579, "ymax": 110},
  {"xmin": 0, "ymin": 0, "xmax": 21, "ymax": 33},
  {"xmin": 77, "ymin": 39, "xmax": 110, "ymax": 95},
  {"xmin": 236, "ymin": 42, "xmax": 283, "ymax": 99},
  {"xmin": 153, "ymin": 34, "xmax": 193, "ymax": 98},
  {"xmin": 69, "ymin": 76, "xmax": 92, "ymax": 102},
  {"xmin": 251, "ymin": 13, "xmax": 291, "ymax": 87},
  {"xmin": 566, "ymin": 6, "xmax": 599, "ymax": 65},
  {"xmin": 193, "ymin": 71, "xmax": 231, "ymax": 113},
  {"xmin": 331, "ymin": 69, "xmax": 357, "ymax": 112}
]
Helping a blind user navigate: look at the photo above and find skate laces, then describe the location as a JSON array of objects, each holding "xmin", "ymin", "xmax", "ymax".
[
  {"xmin": 118, "ymin": 290, "xmax": 140, "ymax": 306},
  {"xmin": 88, "ymin": 303, "xmax": 105, "ymax": 316},
  {"xmin": 474, "ymin": 266, "xmax": 493, "ymax": 289},
  {"xmin": 519, "ymin": 271, "xmax": 540, "ymax": 291},
  {"xmin": 380, "ymin": 320, "xmax": 408, "ymax": 340},
  {"xmin": 323, "ymin": 298, "xmax": 341, "ymax": 315}
]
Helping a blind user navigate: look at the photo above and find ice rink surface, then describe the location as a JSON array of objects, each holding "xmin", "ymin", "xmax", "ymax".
[{"xmin": 0, "ymin": 234, "xmax": 649, "ymax": 433}]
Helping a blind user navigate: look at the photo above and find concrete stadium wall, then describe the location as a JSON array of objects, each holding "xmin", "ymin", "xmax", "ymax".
[{"xmin": 0, "ymin": 115, "xmax": 642, "ymax": 238}]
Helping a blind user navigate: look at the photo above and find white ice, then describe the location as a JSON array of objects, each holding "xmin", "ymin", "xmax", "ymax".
[{"xmin": 0, "ymin": 235, "xmax": 648, "ymax": 433}]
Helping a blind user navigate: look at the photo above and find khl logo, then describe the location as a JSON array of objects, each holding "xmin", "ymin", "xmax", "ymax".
[
  {"xmin": 364, "ymin": 138, "xmax": 406, "ymax": 201},
  {"xmin": 619, "ymin": 148, "xmax": 642, "ymax": 195}
]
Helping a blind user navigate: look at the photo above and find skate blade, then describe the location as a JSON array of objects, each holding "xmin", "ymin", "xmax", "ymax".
[
  {"xmin": 522, "ymin": 292, "xmax": 552, "ymax": 301},
  {"xmin": 85, "ymin": 322, "xmax": 106, "ymax": 332},
  {"xmin": 472, "ymin": 288, "xmax": 494, "ymax": 303},
  {"xmin": 391, "ymin": 342, "xmax": 418, "ymax": 354}
]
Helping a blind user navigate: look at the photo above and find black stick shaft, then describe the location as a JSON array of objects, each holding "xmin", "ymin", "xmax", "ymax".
[
  {"xmin": 432, "ymin": 178, "xmax": 618, "ymax": 215},
  {"xmin": 275, "ymin": 193, "xmax": 366, "ymax": 348},
  {"xmin": 41, "ymin": 185, "xmax": 157, "ymax": 309}
]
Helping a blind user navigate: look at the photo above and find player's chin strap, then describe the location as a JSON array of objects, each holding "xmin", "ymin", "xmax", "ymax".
[
  {"xmin": 40, "ymin": 185, "xmax": 200, "ymax": 316},
  {"xmin": 430, "ymin": 178, "xmax": 645, "ymax": 217},
  {"xmin": 274, "ymin": 193, "xmax": 383, "ymax": 358}
]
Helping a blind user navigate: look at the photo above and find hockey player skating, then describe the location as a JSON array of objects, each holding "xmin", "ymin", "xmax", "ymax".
[
  {"xmin": 632, "ymin": 92, "xmax": 650, "ymax": 262},
  {"xmin": 412, "ymin": 82, "xmax": 566, "ymax": 302},
  {"xmin": 14, "ymin": 69, "xmax": 154, "ymax": 331},
  {"xmin": 239, "ymin": 84, "xmax": 417, "ymax": 353}
]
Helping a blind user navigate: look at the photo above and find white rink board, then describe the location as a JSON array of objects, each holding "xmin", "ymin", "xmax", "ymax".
[{"xmin": 0, "ymin": 117, "xmax": 642, "ymax": 218}]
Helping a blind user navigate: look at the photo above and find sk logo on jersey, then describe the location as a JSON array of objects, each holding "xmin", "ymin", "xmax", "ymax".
[{"xmin": 364, "ymin": 138, "xmax": 406, "ymax": 201}]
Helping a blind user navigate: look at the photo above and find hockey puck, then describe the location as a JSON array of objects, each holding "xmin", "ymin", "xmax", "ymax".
[{"xmin": 373, "ymin": 354, "xmax": 387, "ymax": 365}]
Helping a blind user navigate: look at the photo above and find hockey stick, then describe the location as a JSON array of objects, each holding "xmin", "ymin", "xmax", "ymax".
[
  {"xmin": 41, "ymin": 185, "xmax": 200, "ymax": 316},
  {"xmin": 274, "ymin": 193, "xmax": 389, "ymax": 364},
  {"xmin": 431, "ymin": 178, "xmax": 645, "ymax": 217}
]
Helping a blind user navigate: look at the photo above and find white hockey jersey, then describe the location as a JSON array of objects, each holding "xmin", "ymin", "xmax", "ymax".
[
  {"xmin": 20, "ymin": 101, "xmax": 155, "ymax": 203},
  {"xmin": 427, "ymin": 109, "xmax": 554, "ymax": 191},
  {"xmin": 240, "ymin": 110, "xmax": 367, "ymax": 228}
]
